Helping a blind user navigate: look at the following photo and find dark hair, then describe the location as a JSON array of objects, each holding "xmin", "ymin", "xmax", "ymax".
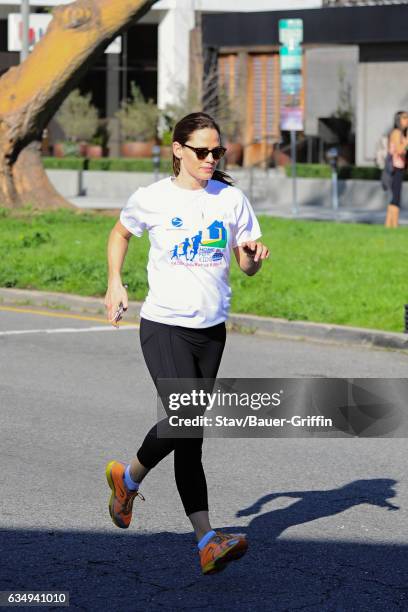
[
  {"xmin": 172, "ymin": 112, "xmax": 234, "ymax": 186},
  {"xmin": 394, "ymin": 110, "xmax": 408, "ymax": 136}
]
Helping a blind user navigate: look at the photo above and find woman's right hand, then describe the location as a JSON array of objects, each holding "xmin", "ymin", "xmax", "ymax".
[{"xmin": 104, "ymin": 282, "xmax": 128, "ymax": 327}]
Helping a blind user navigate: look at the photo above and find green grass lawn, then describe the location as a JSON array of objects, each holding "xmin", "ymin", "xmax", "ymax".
[{"xmin": 0, "ymin": 208, "xmax": 406, "ymax": 333}]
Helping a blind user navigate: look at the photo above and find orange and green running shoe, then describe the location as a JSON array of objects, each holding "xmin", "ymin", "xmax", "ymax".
[
  {"xmin": 105, "ymin": 460, "xmax": 145, "ymax": 529},
  {"xmin": 199, "ymin": 532, "xmax": 248, "ymax": 575}
]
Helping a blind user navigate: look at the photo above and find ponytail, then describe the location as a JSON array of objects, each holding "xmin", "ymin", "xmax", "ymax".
[{"xmin": 211, "ymin": 169, "xmax": 235, "ymax": 186}]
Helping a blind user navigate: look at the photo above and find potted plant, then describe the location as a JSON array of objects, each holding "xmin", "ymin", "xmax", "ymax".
[
  {"xmin": 53, "ymin": 140, "xmax": 79, "ymax": 158},
  {"xmin": 86, "ymin": 121, "xmax": 108, "ymax": 158},
  {"xmin": 55, "ymin": 89, "xmax": 99, "ymax": 157},
  {"xmin": 86, "ymin": 135, "xmax": 103, "ymax": 159},
  {"xmin": 116, "ymin": 83, "xmax": 159, "ymax": 158}
]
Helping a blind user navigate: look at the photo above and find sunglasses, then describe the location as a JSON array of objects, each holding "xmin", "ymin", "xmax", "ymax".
[{"xmin": 183, "ymin": 143, "xmax": 227, "ymax": 161}]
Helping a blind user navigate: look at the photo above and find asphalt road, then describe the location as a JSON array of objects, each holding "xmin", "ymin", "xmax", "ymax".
[{"xmin": 0, "ymin": 307, "xmax": 407, "ymax": 611}]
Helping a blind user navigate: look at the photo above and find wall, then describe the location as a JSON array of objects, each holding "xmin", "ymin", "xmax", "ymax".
[
  {"xmin": 0, "ymin": 0, "xmax": 326, "ymax": 116},
  {"xmin": 156, "ymin": 0, "xmax": 322, "ymax": 109},
  {"xmin": 46, "ymin": 169, "xmax": 398, "ymax": 212},
  {"xmin": 157, "ymin": 1, "xmax": 195, "ymax": 110},
  {"xmin": 305, "ymin": 46, "xmax": 358, "ymax": 136},
  {"xmin": 356, "ymin": 62, "xmax": 408, "ymax": 166}
]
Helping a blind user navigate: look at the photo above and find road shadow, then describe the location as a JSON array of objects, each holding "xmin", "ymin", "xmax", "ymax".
[
  {"xmin": 234, "ymin": 478, "xmax": 399, "ymax": 536},
  {"xmin": 1, "ymin": 478, "xmax": 407, "ymax": 611}
]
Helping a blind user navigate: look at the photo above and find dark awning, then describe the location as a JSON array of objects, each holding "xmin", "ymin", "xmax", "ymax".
[{"xmin": 202, "ymin": 5, "xmax": 408, "ymax": 47}]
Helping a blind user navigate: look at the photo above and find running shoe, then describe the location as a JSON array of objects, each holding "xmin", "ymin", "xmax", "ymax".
[
  {"xmin": 105, "ymin": 460, "xmax": 145, "ymax": 529},
  {"xmin": 199, "ymin": 532, "xmax": 248, "ymax": 575}
]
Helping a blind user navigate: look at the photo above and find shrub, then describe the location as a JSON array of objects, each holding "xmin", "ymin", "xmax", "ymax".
[
  {"xmin": 285, "ymin": 164, "xmax": 391, "ymax": 181},
  {"xmin": 161, "ymin": 130, "xmax": 173, "ymax": 146},
  {"xmin": 115, "ymin": 83, "xmax": 158, "ymax": 142},
  {"xmin": 42, "ymin": 157, "xmax": 172, "ymax": 173},
  {"xmin": 87, "ymin": 158, "xmax": 172, "ymax": 172},
  {"xmin": 285, "ymin": 164, "xmax": 331, "ymax": 179},
  {"xmin": 56, "ymin": 89, "xmax": 99, "ymax": 143},
  {"xmin": 348, "ymin": 166, "xmax": 382, "ymax": 180},
  {"xmin": 42, "ymin": 157, "xmax": 85, "ymax": 170}
]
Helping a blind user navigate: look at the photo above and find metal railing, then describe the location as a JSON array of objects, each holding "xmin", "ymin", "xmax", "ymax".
[{"xmin": 226, "ymin": 138, "xmax": 306, "ymax": 203}]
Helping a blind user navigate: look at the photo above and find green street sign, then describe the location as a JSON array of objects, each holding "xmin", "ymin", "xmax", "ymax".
[
  {"xmin": 279, "ymin": 19, "xmax": 303, "ymax": 47},
  {"xmin": 279, "ymin": 19, "xmax": 304, "ymax": 131}
]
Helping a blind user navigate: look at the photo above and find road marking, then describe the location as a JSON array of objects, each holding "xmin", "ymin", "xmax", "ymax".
[
  {"xmin": 0, "ymin": 325, "xmax": 139, "ymax": 336},
  {"xmin": 0, "ymin": 305, "xmax": 138, "ymax": 326},
  {"xmin": 0, "ymin": 305, "xmax": 120, "ymax": 324}
]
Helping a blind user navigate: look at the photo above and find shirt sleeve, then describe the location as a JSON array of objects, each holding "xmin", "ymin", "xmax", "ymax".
[
  {"xmin": 231, "ymin": 192, "xmax": 262, "ymax": 248},
  {"xmin": 119, "ymin": 188, "xmax": 147, "ymax": 237}
]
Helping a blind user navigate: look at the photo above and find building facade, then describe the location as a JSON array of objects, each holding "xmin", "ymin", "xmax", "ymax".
[
  {"xmin": 0, "ymin": 0, "xmax": 322, "ymax": 155},
  {"xmin": 201, "ymin": 2, "xmax": 408, "ymax": 165},
  {"xmin": 0, "ymin": 1, "xmax": 322, "ymax": 110},
  {"xmin": 1, "ymin": 1, "xmax": 407, "ymax": 165}
]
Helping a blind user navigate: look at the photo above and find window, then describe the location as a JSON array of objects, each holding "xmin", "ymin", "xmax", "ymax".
[{"xmin": 248, "ymin": 54, "xmax": 280, "ymax": 144}]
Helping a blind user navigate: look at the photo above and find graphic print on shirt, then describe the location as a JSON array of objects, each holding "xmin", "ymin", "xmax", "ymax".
[{"xmin": 170, "ymin": 219, "xmax": 227, "ymax": 267}]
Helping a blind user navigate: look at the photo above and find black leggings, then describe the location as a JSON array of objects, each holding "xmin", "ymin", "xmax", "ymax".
[
  {"xmin": 136, "ymin": 317, "xmax": 226, "ymax": 516},
  {"xmin": 391, "ymin": 167, "xmax": 404, "ymax": 208}
]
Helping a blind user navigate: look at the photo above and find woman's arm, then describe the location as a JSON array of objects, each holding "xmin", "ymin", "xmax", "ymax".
[
  {"xmin": 105, "ymin": 220, "xmax": 132, "ymax": 326},
  {"xmin": 233, "ymin": 241, "xmax": 269, "ymax": 276},
  {"xmin": 390, "ymin": 129, "xmax": 408, "ymax": 155}
]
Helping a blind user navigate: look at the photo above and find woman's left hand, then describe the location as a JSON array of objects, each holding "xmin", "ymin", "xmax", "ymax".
[{"xmin": 240, "ymin": 240, "xmax": 270, "ymax": 263}]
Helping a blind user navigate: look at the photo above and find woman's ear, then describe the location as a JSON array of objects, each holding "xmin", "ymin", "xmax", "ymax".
[{"xmin": 173, "ymin": 141, "xmax": 183, "ymax": 160}]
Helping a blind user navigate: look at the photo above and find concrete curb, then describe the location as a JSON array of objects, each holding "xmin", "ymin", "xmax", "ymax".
[{"xmin": 0, "ymin": 287, "xmax": 407, "ymax": 351}]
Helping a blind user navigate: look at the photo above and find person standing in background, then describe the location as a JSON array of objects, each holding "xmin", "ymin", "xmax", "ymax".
[{"xmin": 385, "ymin": 111, "xmax": 408, "ymax": 228}]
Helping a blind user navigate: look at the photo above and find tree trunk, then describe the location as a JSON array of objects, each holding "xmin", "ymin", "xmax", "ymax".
[{"xmin": 0, "ymin": 0, "xmax": 157, "ymax": 209}]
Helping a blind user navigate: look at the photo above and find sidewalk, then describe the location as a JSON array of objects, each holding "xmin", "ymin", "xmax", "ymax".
[
  {"xmin": 69, "ymin": 194, "xmax": 408, "ymax": 225},
  {"xmin": 1, "ymin": 287, "xmax": 407, "ymax": 351},
  {"xmin": 45, "ymin": 169, "xmax": 408, "ymax": 224},
  {"xmin": 252, "ymin": 196, "xmax": 408, "ymax": 224}
]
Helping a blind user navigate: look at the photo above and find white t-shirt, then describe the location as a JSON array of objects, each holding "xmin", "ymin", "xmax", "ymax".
[{"xmin": 120, "ymin": 176, "xmax": 262, "ymax": 328}]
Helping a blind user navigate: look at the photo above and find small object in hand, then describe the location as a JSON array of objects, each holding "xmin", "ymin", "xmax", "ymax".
[
  {"xmin": 112, "ymin": 284, "xmax": 128, "ymax": 324},
  {"xmin": 113, "ymin": 303, "xmax": 125, "ymax": 323}
]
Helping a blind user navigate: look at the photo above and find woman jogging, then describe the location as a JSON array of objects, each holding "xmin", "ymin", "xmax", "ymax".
[
  {"xmin": 385, "ymin": 110, "xmax": 408, "ymax": 228},
  {"xmin": 104, "ymin": 112, "xmax": 269, "ymax": 575}
]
